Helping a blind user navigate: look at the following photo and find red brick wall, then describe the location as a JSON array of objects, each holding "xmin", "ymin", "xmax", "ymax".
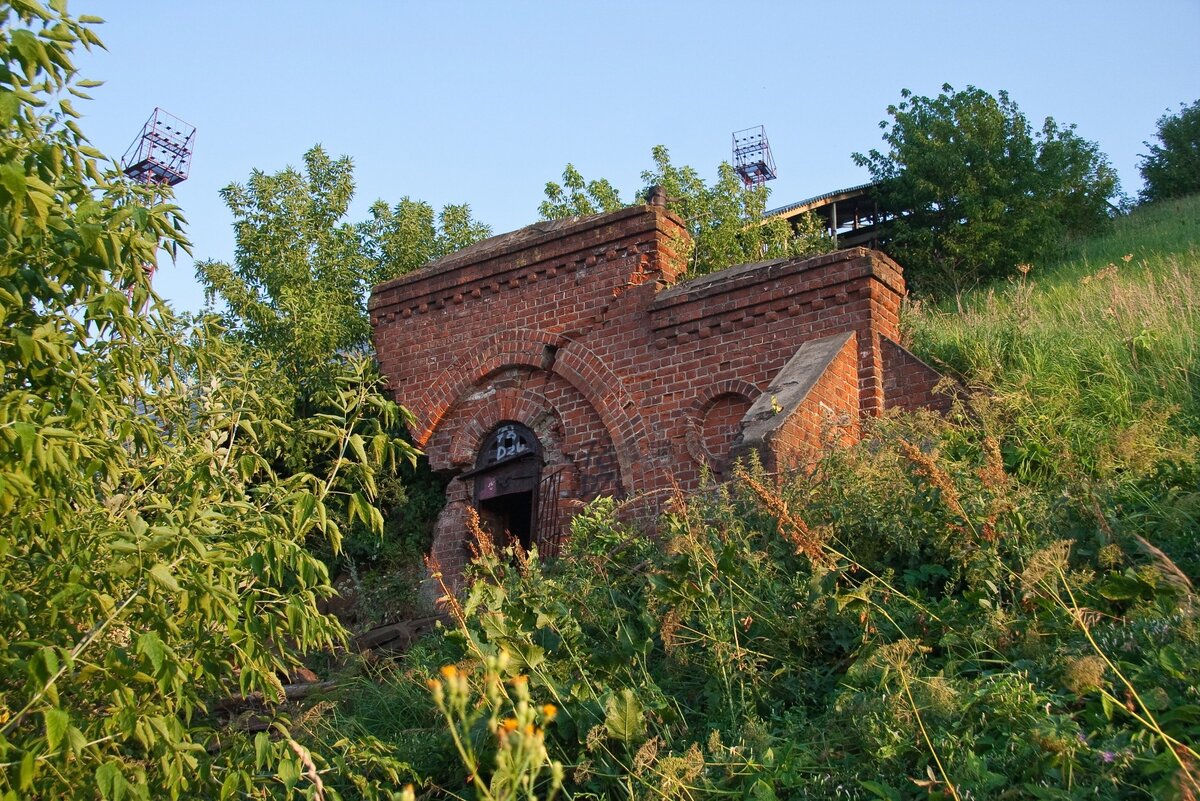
[
  {"xmin": 370, "ymin": 207, "xmax": 687, "ymax": 498},
  {"xmin": 370, "ymin": 204, "xmax": 942, "ymax": 575},
  {"xmin": 881, "ymin": 336, "xmax": 951, "ymax": 414},
  {"xmin": 642, "ymin": 249, "xmax": 905, "ymax": 486}
]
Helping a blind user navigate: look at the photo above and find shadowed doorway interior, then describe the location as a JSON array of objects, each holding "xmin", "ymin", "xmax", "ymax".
[{"xmin": 468, "ymin": 422, "xmax": 542, "ymax": 552}]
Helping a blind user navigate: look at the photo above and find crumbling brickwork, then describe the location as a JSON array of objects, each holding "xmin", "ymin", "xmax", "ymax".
[{"xmin": 369, "ymin": 204, "xmax": 946, "ymax": 579}]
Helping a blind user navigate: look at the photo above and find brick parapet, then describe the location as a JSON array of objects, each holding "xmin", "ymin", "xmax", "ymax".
[
  {"xmin": 369, "ymin": 206, "xmax": 687, "ymax": 320},
  {"xmin": 649, "ymin": 247, "xmax": 904, "ymax": 332}
]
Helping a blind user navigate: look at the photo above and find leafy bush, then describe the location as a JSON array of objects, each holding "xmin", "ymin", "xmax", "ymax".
[
  {"xmin": 854, "ymin": 84, "xmax": 1121, "ymax": 296},
  {"xmin": 392, "ymin": 405, "xmax": 1198, "ymax": 799},
  {"xmin": 539, "ymin": 147, "xmax": 834, "ymax": 278},
  {"xmin": 1139, "ymin": 100, "xmax": 1200, "ymax": 203}
]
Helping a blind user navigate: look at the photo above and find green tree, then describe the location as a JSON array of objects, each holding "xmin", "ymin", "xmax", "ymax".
[
  {"xmin": 853, "ymin": 84, "xmax": 1120, "ymax": 295},
  {"xmin": 0, "ymin": 5, "xmax": 414, "ymax": 797},
  {"xmin": 1139, "ymin": 99, "xmax": 1200, "ymax": 203},
  {"xmin": 198, "ymin": 151, "xmax": 491, "ymax": 402},
  {"xmin": 540, "ymin": 147, "xmax": 832, "ymax": 277},
  {"xmin": 359, "ymin": 196, "xmax": 492, "ymax": 284},
  {"xmin": 198, "ymin": 154, "xmax": 489, "ymax": 580},
  {"xmin": 538, "ymin": 163, "xmax": 624, "ymax": 219},
  {"xmin": 196, "ymin": 146, "xmax": 372, "ymax": 402}
]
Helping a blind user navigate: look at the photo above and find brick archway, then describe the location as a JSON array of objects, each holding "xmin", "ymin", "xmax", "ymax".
[
  {"xmin": 412, "ymin": 328, "xmax": 563, "ymax": 445},
  {"xmin": 417, "ymin": 329, "xmax": 649, "ymax": 493},
  {"xmin": 445, "ymin": 388, "xmax": 560, "ymax": 469},
  {"xmin": 683, "ymin": 379, "xmax": 762, "ymax": 471}
]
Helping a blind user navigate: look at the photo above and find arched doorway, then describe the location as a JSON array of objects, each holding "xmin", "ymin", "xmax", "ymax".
[{"xmin": 467, "ymin": 422, "xmax": 542, "ymax": 552}]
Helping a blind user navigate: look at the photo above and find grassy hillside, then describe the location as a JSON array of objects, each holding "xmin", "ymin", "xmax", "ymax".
[
  {"xmin": 284, "ymin": 201, "xmax": 1200, "ymax": 801},
  {"xmin": 910, "ymin": 195, "xmax": 1198, "ymax": 438},
  {"xmin": 907, "ymin": 195, "xmax": 1199, "ymax": 572}
]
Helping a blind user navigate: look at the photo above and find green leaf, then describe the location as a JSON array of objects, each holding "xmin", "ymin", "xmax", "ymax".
[
  {"xmin": 1098, "ymin": 571, "xmax": 1153, "ymax": 601},
  {"xmin": 752, "ymin": 779, "xmax": 779, "ymax": 800},
  {"xmin": 254, "ymin": 731, "xmax": 270, "ymax": 770},
  {"xmin": 348, "ymin": 491, "xmax": 368, "ymax": 526},
  {"xmin": 125, "ymin": 510, "xmax": 148, "ymax": 538},
  {"xmin": 348, "ymin": 432, "xmax": 367, "ymax": 464},
  {"xmin": 95, "ymin": 761, "xmax": 126, "ymax": 801},
  {"xmin": 277, "ymin": 755, "xmax": 300, "ymax": 791},
  {"xmin": 44, "ymin": 707, "xmax": 68, "ymax": 751},
  {"xmin": 291, "ymin": 491, "xmax": 316, "ymax": 534},
  {"xmin": 136, "ymin": 631, "xmax": 166, "ymax": 672},
  {"xmin": 0, "ymin": 92, "xmax": 19, "ymax": 125},
  {"xmin": 1158, "ymin": 645, "xmax": 1187, "ymax": 679},
  {"xmin": 148, "ymin": 563, "xmax": 180, "ymax": 593},
  {"xmin": 29, "ymin": 647, "xmax": 59, "ymax": 688},
  {"xmin": 0, "ymin": 163, "xmax": 27, "ymax": 199},
  {"xmin": 603, "ymin": 688, "xmax": 645, "ymax": 744},
  {"xmin": 1101, "ymin": 692, "xmax": 1116, "ymax": 721},
  {"xmin": 859, "ymin": 780, "xmax": 902, "ymax": 800},
  {"xmin": 67, "ymin": 725, "xmax": 87, "ymax": 755},
  {"xmin": 219, "ymin": 770, "xmax": 240, "ymax": 800},
  {"xmin": 19, "ymin": 751, "xmax": 35, "ymax": 791}
]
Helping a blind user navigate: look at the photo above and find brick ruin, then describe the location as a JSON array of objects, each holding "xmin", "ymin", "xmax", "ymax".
[{"xmin": 369, "ymin": 201, "xmax": 946, "ymax": 580}]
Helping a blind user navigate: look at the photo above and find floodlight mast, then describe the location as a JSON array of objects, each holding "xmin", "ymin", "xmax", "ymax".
[
  {"xmin": 121, "ymin": 107, "xmax": 195, "ymax": 187},
  {"xmin": 119, "ymin": 108, "xmax": 195, "ymax": 288},
  {"xmin": 732, "ymin": 125, "xmax": 777, "ymax": 188}
]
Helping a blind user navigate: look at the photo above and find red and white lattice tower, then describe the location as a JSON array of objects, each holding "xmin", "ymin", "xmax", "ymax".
[
  {"xmin": 121, "ymin": 108, "xmax": 195, "ymax": 187},
  {"xmin": 732, "ymin": 125, "xmax": 777, "ymax": 189},
  {"xmin": 119, "ymin": 109, "xmax": 195, "ymax": 288}
]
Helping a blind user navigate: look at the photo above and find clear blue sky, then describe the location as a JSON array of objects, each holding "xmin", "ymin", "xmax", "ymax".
[{"xmin": 75, "ymin": 1, "xmax": 1200, "ymax": 312}]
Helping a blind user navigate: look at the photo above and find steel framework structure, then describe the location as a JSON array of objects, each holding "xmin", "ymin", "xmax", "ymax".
[
  {"xmin": 732, "ymin": 125, "xmax": 777, "ymax": 188},
  {"xmin": 121, "ymin": 108, "xmax": 195, "ymax": 187}
]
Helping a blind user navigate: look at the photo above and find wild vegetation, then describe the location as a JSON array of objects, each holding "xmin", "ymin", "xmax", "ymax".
[
  {"xmin": 538, "ymin": 148, "xmax": 834, "ymax": 278},
  {"xmin": 195, "ymin": 147, "xmax": 490, "ymax": 622},
  {"xmin": 854, "ymin": 84, "xmax": 1122, "ymax": 297},
  {"xmin": 2, "ymin": 2, "xmax": 1198, "ymax": 799},
  {"xmin": 1139, "ymin": 100, "xmax": 1200, "ymax": 204},
  {"xmin": 0, "ymin": 6, "xmax": 417, "ymax": 798}
]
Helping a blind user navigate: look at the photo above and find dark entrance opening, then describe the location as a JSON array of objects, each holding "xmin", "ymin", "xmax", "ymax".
[
  {"xmin": 478, "ymin": 490, "xmax": 534, "ymax": 552},
  {"xmin": 466, "ymin": 422, "xmax": 543, "ymax": 553}
]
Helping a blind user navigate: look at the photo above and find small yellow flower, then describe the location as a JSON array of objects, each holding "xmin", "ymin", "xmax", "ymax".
[
  {"xmin": 523, "ymin": 723, "xmax": 536, "ymax": 736},
  {"xmin": 501, "ymin": 717, "xmax": 519, "ymax": 732},
  {"xmin": 440, "ymin": 664, "xmax": 458, "ymax": 680},
  {"xmin": 542, "ymin": 703, "xmax": 558, "ymax": 720},
  {"xmin": 426, "ymin": 678, "xmax": 441, "ymax": 691}
]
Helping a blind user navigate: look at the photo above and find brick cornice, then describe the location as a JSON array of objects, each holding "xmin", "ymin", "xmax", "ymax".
[
  {"xmin": 369, "ymin": 205, "xmax": 686, "ymax": 313},
  {"xmin": 649, "ymin": 248, "xmax": 905, "ymax": 332}
]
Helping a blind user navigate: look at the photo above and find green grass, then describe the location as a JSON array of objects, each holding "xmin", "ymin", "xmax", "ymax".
[{"xmin": 906, "ymin": 195, "xmax": 1200, "ymax": 485}]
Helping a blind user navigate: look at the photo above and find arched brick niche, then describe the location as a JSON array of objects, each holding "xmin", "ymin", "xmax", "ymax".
[
  {"xmin": 426, "ymin": 370, "xmax": 620, "ymax": 504},
  {"xmin": 701, "ymin": 394, "xmax": 754, "ymax": 466},
  {"xmin": 415, "ymin": 330, "xmax": 649, "ymax": 494},
  {"xmin": 684, "ymin": 379, "xmax": 761, "ymax": 475}
]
